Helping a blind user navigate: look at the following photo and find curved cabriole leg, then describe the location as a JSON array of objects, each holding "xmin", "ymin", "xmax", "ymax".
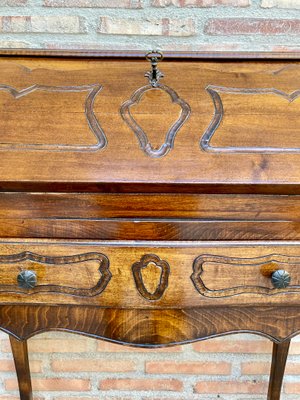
[
  {"xmin": 9, "ymin": 336, "xmax": 33, "ymax": 400},
  {"xmin": 267, "ymin": 340, "xmax": 291, "ymax": 400}
]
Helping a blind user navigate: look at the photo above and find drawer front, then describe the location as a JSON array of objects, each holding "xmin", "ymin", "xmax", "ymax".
[
  {"xmin": 0, "ymin": 251, "xmax": 111, "ymax": 297},
  {"xmin": 192, "ymin": 254, "xmax": 300, "ymax": 298},
  {"xmin": 0, "ymin": 239, "xmax": 300, "ymax": 307}
]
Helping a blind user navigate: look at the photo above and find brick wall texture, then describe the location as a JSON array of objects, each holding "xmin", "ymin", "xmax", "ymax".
[
  {"xmin": 0, "ymin": 0, "xmax": 300, "ymax": 399},
  {"xmin": 0, "ymin": 0, "xmax": 299, "ymax": 50},
  {"xmin": 1, "ymin": 331, "xmax": 300, "ymax": 399}
]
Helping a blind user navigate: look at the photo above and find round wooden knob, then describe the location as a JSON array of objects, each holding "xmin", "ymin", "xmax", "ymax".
[
  {"xmin": 271, "ymin": 270, "xmax": 291, "ymax": 289},
  {"xmin": 17, "ymin": 270, "xmax": 37, "ymax": 289}
]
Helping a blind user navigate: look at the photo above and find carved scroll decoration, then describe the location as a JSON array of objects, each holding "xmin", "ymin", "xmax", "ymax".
[
  {"xmin": 0, "ymin": 251, "xmax": 111, "ymax": 297},
  {"xmin": 201, "ymin": 85, "xmax": 300, "ymax": 153},
  {"xmin": 120, "ymin": 51, "xmax": 191, "ymax": 158},
  {"xmin": 0, "ymin": 84, "xmax": 107, "ymax": 151},
  {"xmin": 191, "ymin": 254, "xmax": 300, "ymax": 298},
  {"xmin": 132, "ymin": 254, "xmax": 170, "ymax": 300},
  {"xmin": 121, "ymin": 84, "xmax": 191, "ymax": 158}
]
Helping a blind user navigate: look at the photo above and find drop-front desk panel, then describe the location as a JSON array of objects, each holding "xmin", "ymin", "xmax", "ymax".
[{"xmin": 0, "ymin": 49, "xmax": 300, "ymax": 400}]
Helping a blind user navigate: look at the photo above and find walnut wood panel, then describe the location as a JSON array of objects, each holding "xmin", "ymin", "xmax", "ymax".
[
  {"xmin": 202, "ymin": 86, "xmax": 300, "ymax": 153},
  {"xmin": 2, "ymin": 193, "xmax": 300, "ymax": 220},
  {"xmin": 0, "ymin": 239, "xmax": 300, "ymax": 307},
  {"xmin": 0, "ymin": 83, "xmax": 106, "ymax": 151},
  {"xmin": 132, "ymin": 254, "xmax": 170, "ymax": 301},
  {"xmin": 192, "ymin": 254, "xmax": 300, "ymax": 298},
  {"xmin": 2, "ymin": 193, "xmax": 300, "ymax": 241},
  {"xmin": 0, "ymin": 251, "xmax": 111, "ymax": 297},
  {"xmin": 2, "ymin": 219, "xmax": 300, "ymax": 241},
  {"xmin": 0, "ymin": 304, "xmax": 298, "ymax": 344},
  {"xmin": 0, "ymin": 59, "xmax": 299, "ymax": 191},
  {"xmin": 120, "ymin": 83, "xmax": 191, "ymax": 157},
  {"xmin": 1, "ymin": 49, "xmax": 300, "ymax": 58}
]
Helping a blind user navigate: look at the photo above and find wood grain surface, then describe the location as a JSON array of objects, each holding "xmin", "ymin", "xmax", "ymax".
[
  {"xmin": 0, "ymin": 58, "xmax": 299, "ymax": 191},
  {"xmin": 1, "ymin": 192, "xmax": 300, "ymax": 241},
  {"xmin": 0, "ymin": 52, "xmax": 298, "ymax": 400},
  {"xmin": 0, "ymin": 239, "xmax": 298, "ymax": 308},
  {"xmin": 0, "ymin": 304, "xmax": 298, "ymax": 344},
  {"xmin": 268, "ymin": 340, "xmax": 291, "ymax": 400}
]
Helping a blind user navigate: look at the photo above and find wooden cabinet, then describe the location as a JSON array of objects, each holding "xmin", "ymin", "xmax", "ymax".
[{"xmin": 0, "ymin": 49, "xmax": 300, "ymax": 399}]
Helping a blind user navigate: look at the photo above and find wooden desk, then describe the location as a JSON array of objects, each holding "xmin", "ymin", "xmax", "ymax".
[{"xmin": 0, "ymin": 49, "xmax": 300, "ymax": 399}]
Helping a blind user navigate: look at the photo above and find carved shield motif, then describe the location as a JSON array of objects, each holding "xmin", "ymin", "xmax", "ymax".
[{"xmin": 132, "ymin": 254, "xmax": 170, "ymax": 301}]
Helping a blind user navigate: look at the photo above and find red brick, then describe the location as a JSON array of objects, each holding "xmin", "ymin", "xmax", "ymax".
[
  {"xmin": 285, "ymin": 382, "xmax": 300, "ymax": 393},
  {"xmin": 6, "ymin": 378, "xmax": 91, "ymax": 391},
  {"xmin": 0, "ymin": 359, "xmax": 16, "ymax": 372},
  {"xmin": 99, "ymin": 378, "xmax": 183, "ymax": 391},
  {"xmin": 0, "ymin": 359, "xmax": 42, "ymax": 373},
  {"xmin": 142, "ymin": 398, "xmax": 194, "ymax": 400},
  {"xmin": 0, "ymin": 397, "xmax": 44, "ymax": 400},
  {"xmin": 289, "ymin": 340, "xmax": 300, "ymax": 354},
  {"xmin": 53, "ymin": 398, "xmax": 99, "ymax": 400},
  {"xmin": 51, "ymin": 358, "xmax": 137, "ymax": 372},
  {"xmin": 102, "ymin": 398, "xmax": 134, "ymax": 400},
  {"xmin": 242, "ymin": 361, "xmax": 300, "ymax": 375},
  {"xmin": 0, "ymin": 0, "xmax": 26, "ymax": 4},
  {"xmin": 272, "ymin": 45, "xmax": 300, "ymax": 52},
  {"xmin": 152, "ymin": 0, "xmax": 249, "ymax": 6},
  {"xmin": 261, "ymin": 0, "xmax": 300, "ymax": 8},
  {"xmin": 242, "ymin": 361, "xmax": 270, "ymax": 375},
  {"xmin": 146, "ymin": 360, "xmax": 231, "ymax": 375},
  {"xmin": 44, "ymin": 0, "xmax": 142, "ymax": 7},
  {"xmin": 0, "ymin": 397, "xmax": 23, "ymax": 400},
  {"xmin": 27, "ymin": 338, "xmax": 90, "ymax": 353},
  {"xmin": 205, "ymin": 18, "xmax": 300, "ymax": 35},
  {"xmin": 98, "ymin": 16, "xmax": 195, "ymax": 36},
  {"xmin": 193, "ymin": 339, "xmax": 272, "ymax": 353},
  {"xmin": 0, "ymin": 15, "xmax": 85, "ymax": 33},
  {"xmin": 194, "ymin": 381, "xmax": 268, "ymax": 394},
  {"xmin": 0, "ymin": 397, "xmax": 43, "ymax": 400},
  {"xmin": 0, "ymin": 40, "xmax": 29, "ymax": 48}
]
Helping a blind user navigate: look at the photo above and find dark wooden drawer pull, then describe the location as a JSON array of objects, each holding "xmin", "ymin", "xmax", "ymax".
[
  {"xmin": 271, "ymin": 270, "xmax": 291, "ymax": 289},
  {"xmin": 17, "ymin": 270, "xmax": 37, "ymax": 290}
]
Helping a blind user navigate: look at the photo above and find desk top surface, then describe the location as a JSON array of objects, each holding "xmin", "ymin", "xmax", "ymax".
[{"xmin": 0, "ymin": 51, "xmax": 299, "ymax": 193}]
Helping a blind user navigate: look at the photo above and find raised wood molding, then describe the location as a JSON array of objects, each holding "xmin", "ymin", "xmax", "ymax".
[
  {"xmin": 0, "ymin": 84, "xmax": 106, "ymax": 151},
  {"xmin": 0, "ymin": 251, "xmax": 111, "ymax": 297},
  {"xmin": 201, "ymin": 85, "xmax": 300, "ymax": 154},
  {"xmin": 0, "ymin": 49, "xmax": 300, "ymax": 59},
  {"xmin": 192, "ymin": 254, "xmax": 300, "ymax": 298},
  {"xmin": 121, "ymin": 84, "xmax": 191, "ymax": 158},
  {"xmin": 132, "ymin": 254, "xmax": 170, "ymax": 301}
]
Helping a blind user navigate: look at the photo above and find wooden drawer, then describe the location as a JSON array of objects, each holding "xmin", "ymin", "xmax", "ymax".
[
  {"xmin": 0, "ymin": 239, "xmax": 300, "ymax": 308},
  {"xmin": 2, "ymin": 192, "xmax": 300, "ymax": 241}
]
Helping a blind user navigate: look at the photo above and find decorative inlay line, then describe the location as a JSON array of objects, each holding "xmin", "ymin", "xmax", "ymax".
[
  {"xmin": 200, "ymin": 85, "xmax": 300, "ymax": 153},
  {"xmin": 0, "ymin": 251, "xmax": 111, "ymax": 297},
  {"xmin": 191, "ymin": 253, "xmax": 300, "ymax": 298},
  {"xmin": 0, "ymin": 84, "xmax": 107, "ymax": 151},
  {"xmin": 121, "ymin": 84, "xmax": 191, "ymax": 158},
  {"xmin": 132, "ymin": 254, "xmax": 170, "ymax": 301}
]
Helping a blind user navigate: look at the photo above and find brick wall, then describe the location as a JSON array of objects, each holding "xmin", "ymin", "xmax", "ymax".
[
  {"xmin": 1, "ymin": 331, "xmax": 300, "ymax": 399},
  {"xmin": 0, "ymin": 0, "xmax": 299, "ymax": 51}
]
